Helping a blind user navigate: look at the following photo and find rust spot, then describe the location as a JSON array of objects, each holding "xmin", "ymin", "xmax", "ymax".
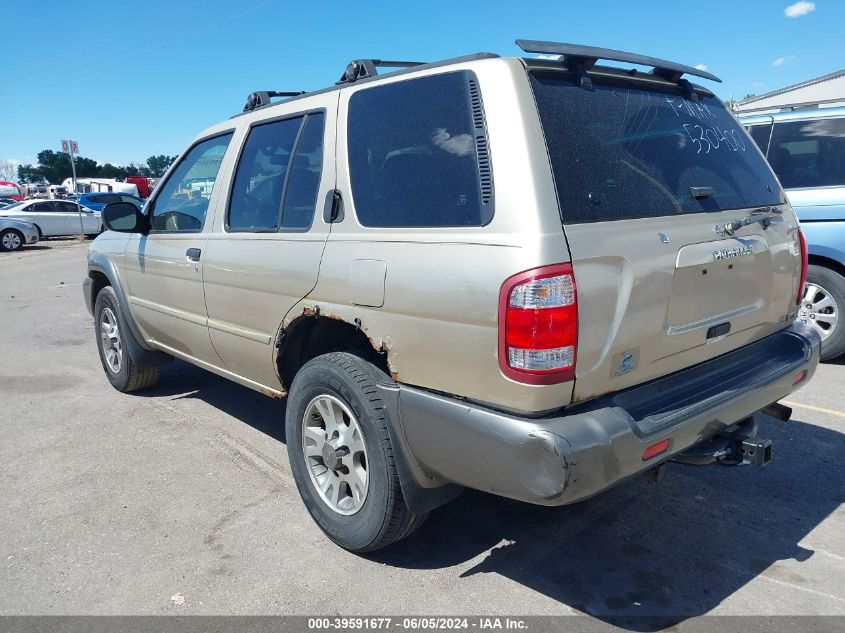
[
  {"xmin": 289, "ymin": 307, "xmax": 401, "ymax": 382},
  {"xmin": 258, "ymin": 385, "xmax": 286, "ymax": 398}
]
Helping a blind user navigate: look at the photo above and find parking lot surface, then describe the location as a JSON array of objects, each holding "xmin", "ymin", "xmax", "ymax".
[{"xmin": 1, "ymin": 241, "xmax": 843, "ymax": 623}]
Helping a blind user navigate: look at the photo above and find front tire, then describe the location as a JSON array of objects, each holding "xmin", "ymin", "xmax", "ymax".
[
  {"xmin": 286, "ymin": 352, "xmax": 427, "ymax": 552},
  {"xmin": 0, "ymin": 229, "xmax": 24, "ymax": 252},
  {"xmin": 802, "ymin": 265, "xmax": 845, "ymax": 361},
  {"xmin": 94, "ymin": 286, "xmax": 160, "ymax": 392}
]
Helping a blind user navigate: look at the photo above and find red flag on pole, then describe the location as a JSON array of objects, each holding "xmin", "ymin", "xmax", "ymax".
[
  {"xmin": 71, "ymin": 141, "xmax": 78, "ymax": 154},
  {"xmin": 61, "ymin": 140, "xmax": 69, "ymax": 152}
]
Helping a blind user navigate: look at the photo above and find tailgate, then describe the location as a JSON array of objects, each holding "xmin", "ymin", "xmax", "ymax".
[{"xmin": 528, "ymin": 69, "xmax": 804, "ymax": 401}]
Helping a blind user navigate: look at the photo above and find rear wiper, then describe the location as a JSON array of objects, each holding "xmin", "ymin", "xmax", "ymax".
[{"xmin": 722, "ymin": 207, "xmax": 782, "ymax": 235}]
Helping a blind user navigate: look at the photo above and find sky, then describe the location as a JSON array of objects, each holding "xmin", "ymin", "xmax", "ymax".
[{"xmin": 1, "ymin": 0, "xmax": 841, "ymax": 172}]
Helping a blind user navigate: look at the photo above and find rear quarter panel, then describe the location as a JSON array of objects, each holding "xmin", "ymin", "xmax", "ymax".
[{"xmin": 299, "ymin": 58, "xmax": 576, "ymax": 413}]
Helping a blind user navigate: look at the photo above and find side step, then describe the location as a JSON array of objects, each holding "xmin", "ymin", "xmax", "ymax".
[{"xmin": 673, "ymin": 415, "xmax": 775, "ymax": 468}]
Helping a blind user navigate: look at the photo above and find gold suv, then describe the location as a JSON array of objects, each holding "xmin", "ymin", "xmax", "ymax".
[{"xmin": 84, "ymin": 40, "xmax": 820, "ymax": 551}]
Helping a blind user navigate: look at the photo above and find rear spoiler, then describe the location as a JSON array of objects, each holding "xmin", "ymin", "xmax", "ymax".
[{"xmin": 516, "ymin": 39, "xmax": 721, "ymax": 84}]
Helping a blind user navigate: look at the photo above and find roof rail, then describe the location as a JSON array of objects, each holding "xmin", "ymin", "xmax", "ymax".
[
  {"xmin": 337, "ymin": 59, "xmax": 426, "ymax": 84},
  {"xmin": 515, "ymin": 39, "xmax": 721, "ymax": 84},
  {"xmin": 243, "ymin": 91, "xmax": 306, "ymax": 112}
]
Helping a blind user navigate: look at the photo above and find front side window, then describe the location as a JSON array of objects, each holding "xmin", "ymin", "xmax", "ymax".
[
  {"xmin": 347, "ymin": 71, "xmax": 492, "ymax": 227},
  {"xmin": 529, "ymin": 72, "xmax": 782, "ymax": 223},
  {"xmin": 149, "ymin": 133, "xmax": 232, "ymax": 232},
  {"xmin": 228, "ymin": 112, "xmax": 325, "ymax": 231},
  {"xmin": 767, "ymin": 118, "xmax": 845, "ymax": 189}
]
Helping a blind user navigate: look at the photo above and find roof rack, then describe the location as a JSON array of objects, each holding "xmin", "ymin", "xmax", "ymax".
[
  {"xmin": 243, "ymin": 91, "xmax": 306, "ymax": 112},
  {"xmin": 515, "ymin": 39, "xmax": 721, "ymax": 84},
  {"xmin": 337, "ymin": 59, "xmax": 426, "ymax": 84},
  {"xmin": 233, "ymin": 52, "xmax": 499, "ymax": 118}
]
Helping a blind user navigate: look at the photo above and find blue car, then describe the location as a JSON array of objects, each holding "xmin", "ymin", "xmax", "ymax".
[
  {"xmin": 76, "ymin": 192, "xmax": 144, "ymax": 212},
  {"xmin": 741, "ymin": 106, "xmax": 845, "ymax": 360}
]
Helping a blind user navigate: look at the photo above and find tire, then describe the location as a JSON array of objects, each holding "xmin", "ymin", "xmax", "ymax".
[
  {"xmin": 285, "ymin": 352, "xmax": 427, "ymax": 552},
  {"xmin": 93, "ymin": 286, "xmax": 160, "ymax": 392},
  {"xmin": 0, "ymin": 229, "xmax": 24, "ymax": 252},
  {"xmin": 803, "ymin": 264, "xmax": 845, "ymax": 361}
]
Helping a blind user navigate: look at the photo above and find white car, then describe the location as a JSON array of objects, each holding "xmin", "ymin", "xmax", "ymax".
[
  {"xmin": 0, "ymin": 199, "xmax": 101, "ymax": 238},
  {"xmin": 0, "ymin": 217, "xmax": 39, "ymax": 251}
]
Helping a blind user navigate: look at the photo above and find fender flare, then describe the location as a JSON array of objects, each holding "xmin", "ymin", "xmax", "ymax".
[{"xmin": 86, "ymin": 255, "xmax": 172, "ymax": 369}]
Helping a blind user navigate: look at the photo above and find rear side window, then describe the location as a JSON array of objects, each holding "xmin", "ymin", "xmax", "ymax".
[
  {"xmin": 347, "ymin": 71, "xmax": 493, "ymax": 227},
  {"xmin": 747, "ymin": 124, "xmax": 772, "ymax": 155},
  {"xmin": 529, "ymin": 73, "xmax": 782, "ymax": 223},
  {"xmin": 767, "ymin": 118, "xmax": 845, "ymax": 189},
  {"xmin": 228, "ymin": 112, "xmax": 325, "ymax": 231}
]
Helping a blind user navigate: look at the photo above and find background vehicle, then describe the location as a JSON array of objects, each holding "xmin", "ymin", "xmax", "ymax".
[
  {"xmin": 124, "ymin": 175, "xmax": 151, "ymax": 199},
  {"xmin": 86, "ymin": 41, "xmax": 818, "ymax": 552},
  {"xmin": 77, "ymin": 192, "xmax": 144, "ymax": 212},
  {"xmin": 0, "ymin": 216, "xmax": 39, "ymax": 251},
  {"xmin": 64, "ymin": 177, "xmax": 139, "ymax": 197},
  {"xmin": 1, "ymin": 199, "xmax": 101, "ymax": 237},
  {"xmin": 741, "ymin": 106, "xmax": 845, "ymax": 359},
  {"xmin": 0, "ymin": 181, "xmax": 24, "ymax": 201}
]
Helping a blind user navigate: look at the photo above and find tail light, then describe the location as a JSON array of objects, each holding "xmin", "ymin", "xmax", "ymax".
[
  {"xmin": 498, "ymin": 263, "xmax": 578, "ymax": 384},
  {"xmin": 796, "ymin": 229, "xmax": 808, "ymax": 305}
]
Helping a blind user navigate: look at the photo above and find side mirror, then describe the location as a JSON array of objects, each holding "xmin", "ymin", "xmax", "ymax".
[{"xmin": 102, "ymin": 202, "xmax": 147, "ymax": 233}]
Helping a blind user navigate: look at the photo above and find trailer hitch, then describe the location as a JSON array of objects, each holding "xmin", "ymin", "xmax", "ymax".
[{"xmin": 673, "ymin": 415, "xmax": 773, "ymax": 468}]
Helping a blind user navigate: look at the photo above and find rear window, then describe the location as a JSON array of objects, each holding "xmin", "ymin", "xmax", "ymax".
[
  {"xmin": 529, "ymin": 73, "xmax": 782, "ymax": 223},
  {"xmin": 347, "ymin": 71, "xmax": 493, "ymax": 227}
]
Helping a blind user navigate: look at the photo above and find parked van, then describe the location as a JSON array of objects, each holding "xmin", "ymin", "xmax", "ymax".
[{"xmin": 740, "ymin": 106, "xmax": 845, "ymax": 359}]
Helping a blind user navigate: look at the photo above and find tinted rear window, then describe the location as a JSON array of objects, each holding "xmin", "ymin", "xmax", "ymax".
[
  {"xmin": 347, "ymin": 71, "xmax": 492, "ymax": 227},
  {"xmin": 767, "ymin": 117, "xmax": 845, "ymax": 189},
  {"xmin": 529, "ymin": 73, "xmax": 782, "ymax": 223}
]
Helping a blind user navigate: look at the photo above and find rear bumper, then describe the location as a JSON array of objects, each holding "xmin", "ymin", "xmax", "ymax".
[{"xmin": 394, "ymin": 322, "xmax": 821, "ymax": 506}]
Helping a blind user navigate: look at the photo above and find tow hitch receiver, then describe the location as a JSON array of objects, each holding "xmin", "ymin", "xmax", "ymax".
[{"xmin": 673, "ymin": 416, "xmax": 773, "ymax": 468}]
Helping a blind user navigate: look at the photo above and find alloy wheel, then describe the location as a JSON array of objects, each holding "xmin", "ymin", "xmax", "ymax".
[
  {"xmin": 99, "ymin": 307, "xmax": 123, "ymax": 373},
  {"xmin": 302, "ymin": 394, "xmax": 369, "ymax": 515},
  {"xmin": 800, "ymin": 282, "xmax": 839, "ymax": 341}
]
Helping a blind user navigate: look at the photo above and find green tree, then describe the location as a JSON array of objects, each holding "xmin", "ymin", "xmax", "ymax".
[
  {"xmin": 17, "ymin": 164, "xmax": 44, "ymax": 183},
  {"xmin": 98, "ymin": 163, "xmax": 129, "ymax": 179},
  {"xmin": 145, "ymin": 154, "xmax": 176, "ymax": 178},
  {"xmin": 124, "ymin": 162, "xmax": 147, "ymax": 176},
  {"xmin": 34, "ymin": 150, "xmax": 72, "ymax": 183}
]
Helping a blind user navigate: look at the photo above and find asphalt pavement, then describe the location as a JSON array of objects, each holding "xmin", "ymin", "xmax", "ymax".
[{"xmin": 1, "ymin": 240, "xmax": 843, "ymax": 626}]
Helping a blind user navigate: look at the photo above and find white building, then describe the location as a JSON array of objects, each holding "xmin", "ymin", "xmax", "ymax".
[{"xmin": 734, "ymin": 69, "xmax": 845, "ymax": 114}]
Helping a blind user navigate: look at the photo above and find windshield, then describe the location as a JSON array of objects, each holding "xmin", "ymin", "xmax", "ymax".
[
  {"xmin": 529, "ymin": 72, "xmax": 782, "ymax": 223},
  {"xmin": 1, "ymin": 201, "xmax": 25, "ymax": 210}
]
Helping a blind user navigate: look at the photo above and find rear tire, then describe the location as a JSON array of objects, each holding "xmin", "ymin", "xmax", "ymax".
[
  {"xmin": 94, "ymin": 286, "xmax": 160, "ymax": 392},
  {"xmin": 285, "ymin": 352, "xmax": 427, "ymax": 552},
  {"xmin": 0, "ymin": 229, "xmax": 24, "ymax": 252},
  {"xmin": 803, "ymin": 264, "xmax": 845, "ymax": 361}
]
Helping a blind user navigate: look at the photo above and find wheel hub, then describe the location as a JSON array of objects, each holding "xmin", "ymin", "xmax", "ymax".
[{"xmin": 321, "ymin": 441, "xmax": 349, "ymax": 471}]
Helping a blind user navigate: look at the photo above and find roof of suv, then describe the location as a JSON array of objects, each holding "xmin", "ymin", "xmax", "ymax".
[{"xmin": 232, "ymin": 39, "xmax": 721, "ymax": 118}]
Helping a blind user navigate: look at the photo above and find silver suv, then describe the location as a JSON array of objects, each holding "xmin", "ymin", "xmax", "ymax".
[{"xmin": 84, "ymin": 40, "xmax": 820, "ymax": 552}]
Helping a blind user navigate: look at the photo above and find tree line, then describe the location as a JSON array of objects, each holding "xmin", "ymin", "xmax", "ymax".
[{"xmin": 15, "ymin": 151, "xmax": 177, "ymax": 184}]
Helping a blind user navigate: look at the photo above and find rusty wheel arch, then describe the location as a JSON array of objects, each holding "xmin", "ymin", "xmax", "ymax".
[{"xmin": 275, "ymin": 307, "xmax": 395, "ymax": 391}]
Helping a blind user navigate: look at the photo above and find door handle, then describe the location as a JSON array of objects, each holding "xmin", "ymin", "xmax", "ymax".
[{"xmin": 186, "ymin": 248, "xmax": 201, "ymax": 262}]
